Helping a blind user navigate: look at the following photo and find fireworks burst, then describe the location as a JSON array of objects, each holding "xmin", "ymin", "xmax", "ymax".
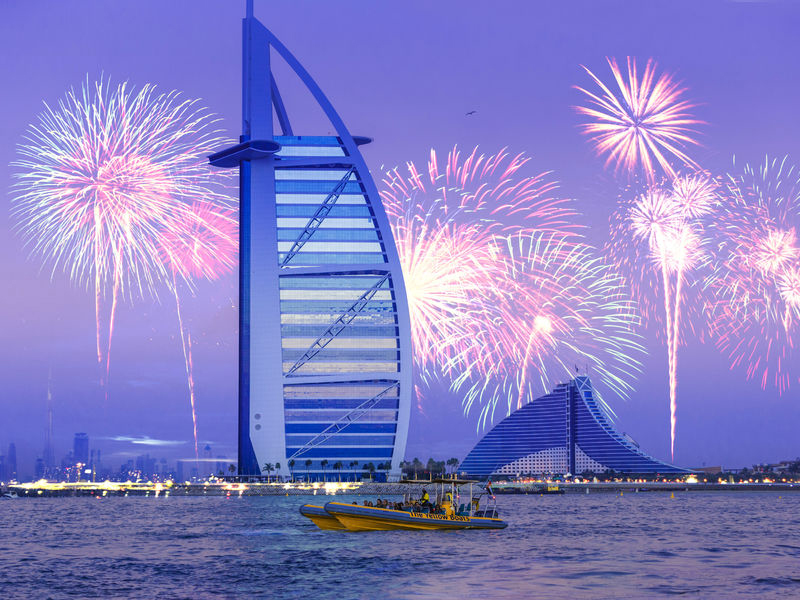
[
  {"xmin": 456, "ymin": 233, "xmax": 644, "ymax": 429},
  {"xmin": 706, "ymin": 156, "xmax": 800, "ymax": 393},
  {"xmin": 381, "ymin": 146, "xmax": 577, "ymax": 394},
  {"xmin": 609, "ymin": 173, "xmax": 718, "ymax": 458},
  {"xmin": 10, "ymin": 77, "xmax": 233, "ymax": 457},
  {"xmin": 383, "ymin": 146, "xmax": 644, "ymax": 429},
  {"xmin": 575, "ymin": 57, "xmax": 703, "ymax": 182}
]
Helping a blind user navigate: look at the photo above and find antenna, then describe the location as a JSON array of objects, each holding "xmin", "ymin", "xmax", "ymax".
[{"xmin": 246, "ymin": 0, "xmax": 254, "ymax": 18}]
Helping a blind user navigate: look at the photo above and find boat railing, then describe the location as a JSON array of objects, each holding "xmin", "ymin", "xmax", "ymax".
[{"xmin": 470, "ymin": 492, "xmax": 500, "ymax": 518}]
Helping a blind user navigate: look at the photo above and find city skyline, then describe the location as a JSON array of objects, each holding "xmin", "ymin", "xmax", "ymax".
[{"xmin": 2, "ymin": 1, "xmax": 800, "ymax": 479}]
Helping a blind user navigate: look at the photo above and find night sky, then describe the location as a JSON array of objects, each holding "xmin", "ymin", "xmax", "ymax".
[{"xmin": 2, "ymin": 0, "xmax": 799, "ymax": 478}]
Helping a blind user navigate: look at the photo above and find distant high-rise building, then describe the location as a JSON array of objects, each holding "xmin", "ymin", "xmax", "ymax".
[
  {"xmin": 7, "ymin": 443, "xmax": 17, "ymax": 480},
  {"xmin": 135, "ymin": 454, "xmax": 156, "ymax": 478},
  {"xmin": 43, "ymin": 371, "xmax": 55, "ymax": 469},
  {"xmin": 73, "ymin": 433, "xmax": 89, "ymax": 465},
  {"xmin": 89, "ymin": 449, "xmax": 102, "ymax": 479},
  {"xmin": 34, "ymin": 458, "xmax": 45, "ymax": 480}
]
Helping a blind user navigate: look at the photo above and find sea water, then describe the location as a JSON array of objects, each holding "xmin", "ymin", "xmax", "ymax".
[{"xmin": 1, "ymin": 492, "xmax": 799, "ymax": 599}]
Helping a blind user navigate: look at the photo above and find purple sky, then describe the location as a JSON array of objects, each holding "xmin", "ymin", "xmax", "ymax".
[{"xmin": 2, "ymin": 0, "xmax": 799, "ymax": 478}]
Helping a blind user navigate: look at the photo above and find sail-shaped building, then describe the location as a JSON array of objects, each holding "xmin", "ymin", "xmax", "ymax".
[
  {"xmin": 460, "ymin": 376, "xmax": 689, "ymax": 477},
  {"xmin": 210, "ymin": 5, "xmax": 412, "ymax": 480}
]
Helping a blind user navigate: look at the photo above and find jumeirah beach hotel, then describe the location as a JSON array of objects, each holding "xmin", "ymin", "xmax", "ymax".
[
  {"xmin": 210, "ymin": 5, "xmax": 411, "ymax": 480},
  {"xmin": 460, "ymin": 376, "xmax": 690, "ymax": 477}
]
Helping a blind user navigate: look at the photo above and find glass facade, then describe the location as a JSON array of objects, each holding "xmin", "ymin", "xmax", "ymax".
[
  {"xmin": 275, "ymin": 138, "xmax": 405, "ymax": 479},
  {"xmin": 460, "ymin": 376, "xmax": 689, "ymax": 476}
]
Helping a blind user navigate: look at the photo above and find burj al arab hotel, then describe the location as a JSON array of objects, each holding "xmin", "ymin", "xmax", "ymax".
[{"xmin": 210, "ymin": 3, "xmax": 412, "ymax": 480}]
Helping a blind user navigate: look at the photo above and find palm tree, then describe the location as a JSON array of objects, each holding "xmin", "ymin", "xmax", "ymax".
[
  {"xmin": 364, "ymin": 462, "xmax": 376, "ymax": 481},
  {"xmin": 288, "ymin": 459, "xmax": 296, "ymax": 482},
  {"xmin": 263, "ymin": 462, "xmax": 274, "ymax": 483},
  {"xmin": 333, "ymin": 461, "xmax": 343, "ymax": 482},
  {"xmin": 320, "ymin": 459, "xmax": 329, "ymax": 482},
  {"xmin": 412, "ymin": 458, "xmax": 422, "ymax": 479},
  {"xmin": 228, "ymin": 464, "xmax": 236, "ymax": 476},
  {"xmin": 349, "ymin": 461, "xmax": 359, "ymax": 482},
  {"xmin": 305, "ymin": 459, "xmax": 312, "ymax": 481},
  {"xmin": 275, "ymin": 462, "xmax": 281, "ymax": 482},
  {"xmin": 426, "ymin": 458, "xmax": 437, "ymax": 479},
  {"xmin": 447, "ymin": 458, "xmax": 460, "ymax": 475}
]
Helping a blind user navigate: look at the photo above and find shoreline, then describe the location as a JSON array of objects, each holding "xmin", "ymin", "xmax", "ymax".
[{"xmin": 3, "ymin": 480, "xmax": 798, "ymax": 498}]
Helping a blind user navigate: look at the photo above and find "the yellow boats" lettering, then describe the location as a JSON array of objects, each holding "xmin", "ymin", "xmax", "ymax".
[{"xmin": 410, "ymin": 512, "xmax": 470, "ymax": 522}]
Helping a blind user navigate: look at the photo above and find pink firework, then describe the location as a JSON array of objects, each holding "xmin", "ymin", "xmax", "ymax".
[
  {"xmin": 575, "ymin": 57, "xmax": 703, "ymax": 182},
  {"xmin": 455, "ymin": 232, "xmax": 644, "ymax": 429},
  {"xmin": 158, "ymin": 202, "xmax": 237, "ymax": 458},
  {"xmin": 381, "ymin": 145, "xmax": 578, "ymax": 401},
  {"xmin": 609, "ymin": 173, "xmax": 718, "ymax": 458},
  {"xmin": 11, "ymin": 77, "xmax": 232, "ymax": 454},
  {"xmin": 159, "ymin": 202, "xmax": 238, "ymax": 281},
  {"xmin": 706, "ymin": 156, "xmax": 800, "ymax": 393}
]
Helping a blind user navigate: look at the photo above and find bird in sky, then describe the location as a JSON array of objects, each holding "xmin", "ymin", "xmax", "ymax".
[{"xmin": 465, "ymin": 110, "xmax": 477, "ymax": 116}]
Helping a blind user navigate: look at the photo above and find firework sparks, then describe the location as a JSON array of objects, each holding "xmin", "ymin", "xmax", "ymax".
[
  {"xmin": 706, "ymin": 156, "xmax": 800, "ymax": 393},
  {"xmin": 609, "ymin": 174, "xmax": 717, "ymax": 458},
  {"xmin": 455, "ymin": 233, "xmax": 644, "ymax": 429},
  {"xmin": 575, "ymin": 57, "xmax": 703, "ymax": 182},
  {"xmin": 10, "ymin": 77, "xmax": 232, "ymax": 456},
  {"xmin": 158, "ymin": 202, "xmax": 237, "ymax": 458},
  {"xmin": 381, "ymin": 146, "xmax": 577, "ymax": 394}
]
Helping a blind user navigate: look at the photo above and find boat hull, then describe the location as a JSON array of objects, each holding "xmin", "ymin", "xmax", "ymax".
[
  {"xmin": 320, "ymin": 502, "xmax": 508, "ymax": 531},
  {"xmin": 299, "ymin": 504, "xmax": 347, "ymax": 530}
]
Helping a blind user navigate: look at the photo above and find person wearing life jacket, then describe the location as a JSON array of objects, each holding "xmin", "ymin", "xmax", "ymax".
[
  {"xmin": 442, "ymin": 491, "xmax": 455, "ymax": 518},
  {"xmin": 421, "ymin": 489, "xmax": 431, "ymax": 508}
]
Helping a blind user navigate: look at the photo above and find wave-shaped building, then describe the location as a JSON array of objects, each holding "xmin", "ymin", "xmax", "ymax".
[
  {"xmin": 460, "ymin": 376, "xmax": 689, "ymax": 477},
  {"xmin": 211, "ymin": 5, "xmax": 411, "ymax": 480}
]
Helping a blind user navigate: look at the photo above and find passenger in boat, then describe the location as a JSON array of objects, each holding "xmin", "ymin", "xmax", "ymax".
[
  {"xmin": 421, "ymin": 489, "xmax": 431, "ymax": 508},
  {"xmin": 443, "ymin": 492, "xmax": 455, "ymax": 517}
]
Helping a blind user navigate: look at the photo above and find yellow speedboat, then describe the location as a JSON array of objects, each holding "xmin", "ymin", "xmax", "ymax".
[
  {"xmin": 300, "ymin": 478, "xmax": 508, "ymax": 531},
  {"xmin": 298, "ymin": 504, "xmax": 347, "ymax": 530}
]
